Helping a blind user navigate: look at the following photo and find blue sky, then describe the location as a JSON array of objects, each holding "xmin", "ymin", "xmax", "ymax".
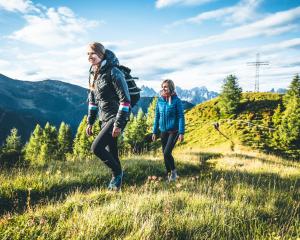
[{"xmin": 0, "ymin": 0, "xmax": 299, "ymax": 92}]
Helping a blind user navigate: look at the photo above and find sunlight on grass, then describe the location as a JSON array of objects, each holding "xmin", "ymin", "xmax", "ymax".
[{"xmin": 0, "ymin": 148, "xmax": 299, "ymax": 239}]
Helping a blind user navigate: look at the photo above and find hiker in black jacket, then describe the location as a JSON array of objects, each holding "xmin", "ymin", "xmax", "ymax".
[{"xmin": 86, "ymin": 42, "xmax": 130, "ymax": 190}]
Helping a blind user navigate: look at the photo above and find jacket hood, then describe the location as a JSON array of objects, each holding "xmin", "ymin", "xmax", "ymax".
[{"xmin": 101, "ymin": 49, "xmax": 119, "ymax": 71}]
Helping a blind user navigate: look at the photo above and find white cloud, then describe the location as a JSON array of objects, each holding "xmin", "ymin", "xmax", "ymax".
[
  {"xmin": 122, "ymin": 6, "xmax": 300, "ymax": 61},
  {"xmin": 0, "ymin": 0, "xmax": 39, "ymax": 13},
  {"xmin": 1, "ymin": 3, "xmax": 299, "ymax": 93},
  {"xmin": 156, "ymin": 0, "xmax": 215, "ymax": 9},
  {"xmin": 117, "ymin": 6, "xmax": 300, "ymax": 91},
  {"xmin": 0, "ymin": 45, "xmax": 89, "ymax": 86},
  {"xmin": 8, "ymin": 6, "xmax": 99, "ymax": 48},
  {"xmin": 166, "ymin": 0, "xmax": 262, "ymax": 28}
]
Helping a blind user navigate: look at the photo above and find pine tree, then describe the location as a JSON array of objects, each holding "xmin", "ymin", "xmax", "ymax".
[
  {"xmin": 3, "ymin": 128, "xmax": 22, "ymax": 152},
  {"xmin": 123, "ymin": 109, "xmax": 148, "ymax": 153},
  {"xmin": 278, "ymin": 96, "xmax": 300, "ymax": 158},
  {"xmin": 38, "ymin": 122, "xmax": 58, "ymax": 164},
  {"xmin": 271, "ymin": 104, "xmax": 283, "ymax": 150},
  {"xmin": 122, "ymin": 113, "xmax": 135, "ymax": 154},
  {"xmin": 146, "ymin": 97, "xmax": 158, "ymax": 133},
  {"xmin": 283, "ymin": 74, "xmax": 300, "ymax": 106},
  {"xmin": 134, "ymin": 109, "xmax": 148, "ymax": 144},
  {"xmin": 73, "ymin": 116, "xmax": 92, "ymax": 160},
  {"xmin": 57, "ymin": 122, "xmax": 72, "ymax": 160},
  {"xmin": 1, "ymin": 128, "xmax": 23, "ymax": 166},
  {"xmin": 24, "ymin": 124, "xmax": 43, "ymax": 164},
  {"xmin": 218, "ymin": 74, "xmax": 242, "ymax": 117}
]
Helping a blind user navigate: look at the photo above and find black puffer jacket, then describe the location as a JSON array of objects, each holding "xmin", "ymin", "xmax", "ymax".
[{"xmin": 87, "ymin": 49, "xmax": 131, "ymax": 129}]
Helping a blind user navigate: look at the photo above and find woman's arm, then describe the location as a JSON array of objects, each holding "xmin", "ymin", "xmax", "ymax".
[
  {"xmin": 87, "ymin": 90, "xmax": 98, "ymax": 126},
  {"xmin": 177, "ymin": 98, "xmax": 185, "ymax": 135},
  {"xmin": 110, "ymin": 67, "xmax": 131, "ymax": 130},
  {"xmin": 152, "ymin": 100, "xmax": 160, "ymax": 135}
]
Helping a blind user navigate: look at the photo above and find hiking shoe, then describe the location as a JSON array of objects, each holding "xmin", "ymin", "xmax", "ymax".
[
  {"xmin": 168, "ymin": 170, "xmax": 178, "ymax": 182},
  {"xmin": 108, "ymin": 171, "xmax": 124, "ymax": 191}
]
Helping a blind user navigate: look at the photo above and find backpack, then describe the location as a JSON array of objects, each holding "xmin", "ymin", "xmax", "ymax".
[{"xmin": 116, "ymin": 65, "xmax": 141, "ymax": 107}]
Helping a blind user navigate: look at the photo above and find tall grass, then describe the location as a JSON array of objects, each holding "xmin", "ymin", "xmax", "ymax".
[{"xmin": 0, "ymin": 148, "xmax": 299, "ymax": 239}]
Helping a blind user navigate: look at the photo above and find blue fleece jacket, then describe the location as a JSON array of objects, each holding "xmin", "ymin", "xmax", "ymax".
[{"xmin": 152, "ymin": 95, "xmax": 185, "ymax": 134}]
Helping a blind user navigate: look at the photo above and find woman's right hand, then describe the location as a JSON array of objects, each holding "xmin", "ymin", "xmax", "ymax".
[
  {"xmin": 86, "ymin": 124, "xmax": 93, "ymax": 136},
  {"xmin": 152, "ymin": 134, "xmax": 157, "ymax": 142}
]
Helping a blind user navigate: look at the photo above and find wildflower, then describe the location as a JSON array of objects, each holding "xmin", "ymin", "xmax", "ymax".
[
  {"xmin": 40, "ymin": 217, "xmax": 47, "ymax": 225},
  {"xmin": 151, "ymin": 176, "xmax": 157, "ymax": 181}
]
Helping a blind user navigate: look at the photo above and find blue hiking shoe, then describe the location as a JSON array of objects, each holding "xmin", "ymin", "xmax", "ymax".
[
  {"xmin": 168, "ymin": 169, "xmax": 178, "ymax": 182},
  {"xmin": 108, "ymin": 171, "xmax": 124, "ymax": 191}
]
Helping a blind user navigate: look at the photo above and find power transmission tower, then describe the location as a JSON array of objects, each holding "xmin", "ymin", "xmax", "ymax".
[{"xmin": 247, "ymin": 53, "xmax": 269, "ymax": 92}]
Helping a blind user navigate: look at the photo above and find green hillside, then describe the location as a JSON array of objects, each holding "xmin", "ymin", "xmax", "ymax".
[{"xmin": 182, "ymin": 92, "xmax": 283, "ymax": 152}]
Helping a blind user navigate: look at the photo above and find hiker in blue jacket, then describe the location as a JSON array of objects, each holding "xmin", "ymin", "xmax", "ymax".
[
  {"xmin": 152, "ymin": 79, "xmax": 185, "ymax": 181},
  {"xmin": 86, "ymin": 42, "xmax": 130, "ymax": 190}
]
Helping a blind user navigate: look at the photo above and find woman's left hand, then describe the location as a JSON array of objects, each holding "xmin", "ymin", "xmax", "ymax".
[
  {"xmin": 178, "ymin": 134, "xmax": 184, "ymax": 143},
  {"xmin": 112, "ymin": 126, "xmax": 122, "ymax": 137}
]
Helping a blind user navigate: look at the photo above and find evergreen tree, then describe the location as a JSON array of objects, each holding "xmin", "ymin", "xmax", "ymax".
[
  {"xmin": 146, "ymin": 97, "xmax": 158, "ymax": 133},
  {"xmin": 3, "ymin": 128, "xmax": 22, "ymax": 152},
  {"xmin": 73, "ymin": 116, "xmax": 93, "ymax": 160},
  {"xmin": 218, "ymin": 75, "xmax": 242, "ymax": 117},
  {"xmin": 122, "ymin": 113, "xmax": 135, "ymax": 154},
  {"xmin": 38, "ymin": 122, "xmax": 58, "ymax": 164},
  {"xmin": 271, "ymin": 104, "xmax": 283, "ymax": 149},
  {"xmin": 1, "ymin": 128, "xmax": 23, "ymax": 167},
  {"xmin": 278, "ymin": 96, "xmax": 300, "ymax": 157},
  {"xmin": 283, "ymin": 74, "xmax": 300, "ymax": 106},
  {"xmin": 57, "ymin": 122, "xmax": 72, "ymax": 160},
  {"xmin": 24, "ymin": 124, "xmax": 43, "ymax": 164},
  {"xmin": 123, "ymin": 109, "xmax": 148, "ymax": 153},
  {"xmin": 134, "ymin": 109, "xmax": 148, "ymax": 144}
]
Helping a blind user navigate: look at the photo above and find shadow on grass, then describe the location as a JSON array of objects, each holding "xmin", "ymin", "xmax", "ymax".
[
  {"xmin": 212, "ymin": 168, "xmax": 299, "ymax": 194},
  {"xmin": 187, "ymin": 152, "xmax": 223, "ymax": 166},
  {"xmin": 226, "ymin": 153, "xmax": 300, "ymax": 168}
]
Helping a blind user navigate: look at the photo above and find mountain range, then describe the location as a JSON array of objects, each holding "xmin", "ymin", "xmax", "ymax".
[
  {"xmin": 0, "ymin": 74, "xmax": 87, "ymax": 144},
  {"xmin": 140, "ymin": 85, "xmax": 219, "ymax": 105}
]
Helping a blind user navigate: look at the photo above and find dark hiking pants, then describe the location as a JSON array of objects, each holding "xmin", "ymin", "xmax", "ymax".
[
  {"xmin": 161, "ymin": 131, "xmax": 179, "ymax": 173},
  {"xmin": 91, "ymin": 119, "xmax": 122, "ymax": 177}
]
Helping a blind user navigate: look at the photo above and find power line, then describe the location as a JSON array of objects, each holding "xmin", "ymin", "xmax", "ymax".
[{"xmin": 247, "ymin": 53, "xmax": 269, "ymax": 92}]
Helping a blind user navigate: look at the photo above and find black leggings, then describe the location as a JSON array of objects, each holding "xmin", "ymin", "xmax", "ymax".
[
  {"xmin": 91, "ymin": 119, "xmax": 122, "ymax": 177},
  {"xmin": 161, "ymin": 131, "xmax": 179, "ymax": 172}
]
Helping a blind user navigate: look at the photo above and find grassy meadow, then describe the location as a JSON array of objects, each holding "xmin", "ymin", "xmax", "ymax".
[{"xmin": 0, "ymin": 145, "xmax": 299, "ymax": 239}]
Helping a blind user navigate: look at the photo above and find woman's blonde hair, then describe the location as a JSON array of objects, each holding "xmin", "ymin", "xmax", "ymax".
[
  {"xmin": 88, "ymin": 42, "xmax": 106, "ymax": 90},
  {"xmin": 161, "ymin": 79, "xmax": 175, "ymax": 94},
  {"xmin": 89, "ymin": 42, "xmax": 105, "ymax": 58}
]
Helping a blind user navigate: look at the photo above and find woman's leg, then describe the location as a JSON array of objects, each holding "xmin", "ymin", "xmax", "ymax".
[
  {"xmin": 161, "ymin": 132, "xmax": 171, "ymax": 172},
  {"xmin": 106, "ymin": 136, "xmax": 121, "ymax": 169},
  {"xmin": 161, "ymin": 132, "xmax": 179, "ymax": 172},
  {"xmin": 91, "ymin": 119, "xmax": 122, "ymax": 177}
]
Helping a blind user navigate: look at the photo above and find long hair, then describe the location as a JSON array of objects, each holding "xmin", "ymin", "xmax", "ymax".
[
  {"xmin": 161, "ymin": 79, "xmax": 176, "ymax": 94},
  {"xmin": 89, "ymin": 42, "xmax": 105, "ymax": 58},
  {"xmin": 88, "ymin": 42, "xmax": 106, "ymax": 90}
]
